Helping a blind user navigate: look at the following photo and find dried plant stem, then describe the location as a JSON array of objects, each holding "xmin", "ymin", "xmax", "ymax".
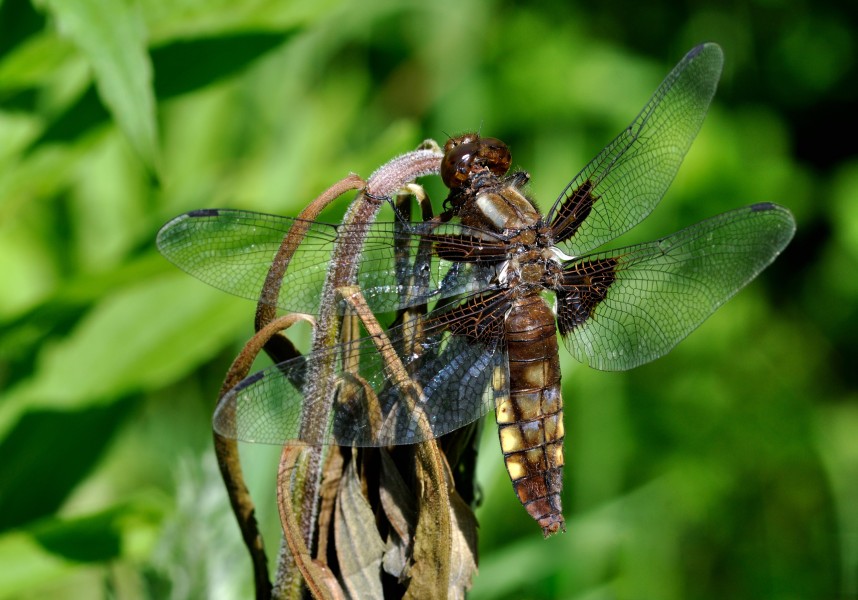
[
  {"xmin": 218, "ymin": 146, "xmax": 448, "ymax": 598},
  {"xmin": 213, "ymin": 313, "xmax": 315, "ymax": 600},
  {"xmin": 276, "ymin": 446, "xmax": 345, "ymax": 600},
  {"xmin": 255, "ymin": 173, "xmax": 366, "ymax": 333},
  {"xmin": 290, "ymin": 148, "xmax": 443, "ymax": 559}
]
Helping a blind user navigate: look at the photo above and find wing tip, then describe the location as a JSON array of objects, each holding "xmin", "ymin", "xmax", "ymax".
[
  {"xmin": 690, "ymin": 42, "xmax": 723, "ymax": 58},
  {"xmin": 156, "ymin": 209, "xmax": 220, "ymax": 248},
  {"xmin": 748, "ymin": 203, "xmax": 797, "ymax": 237},
  {"xmin": 688, "ymin": 44, "xmax": 706, "ymax": 58}
]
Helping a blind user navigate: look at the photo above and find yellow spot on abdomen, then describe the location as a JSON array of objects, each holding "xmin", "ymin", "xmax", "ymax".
[
  {"xmin": 496, "ymin": 399, "xmax": 515, "ymax": 423},
  {"xmin": 505, "ymin": 454, "xmax": 526, "ymax": 480},
  {"xmin": 499, "ymin": 425, "xmax": 525, "ymax": 453}
]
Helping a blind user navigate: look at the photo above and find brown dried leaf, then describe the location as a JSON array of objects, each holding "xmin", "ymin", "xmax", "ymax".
[
  {"xmin": 316, "ymin": 447, "xmax": 345, "ymax": 562},
  {"xmin": 403, "ymin": 442, "xmax": 452, "ymax": 600},
  {"xmin": 276, "ymin": 446, "xmax": 344, "ymax": 600},
  {"xmin": 447, "ymin": 490, "xmax": 478, "ymax": 598},
  {"xmin": 379, "ymin": 449, "xmax": 418, "ymax": 581},
  {"xmin": 334, "ymin": 456, "xmax": 385, "ymax": 600},
  {"xmin": 382, "ymin": 528, "xmax": 410, "ymax": 582},
  {"xmin": 379, "ymin": 449, "xmax": 418, "ymax": 542}
]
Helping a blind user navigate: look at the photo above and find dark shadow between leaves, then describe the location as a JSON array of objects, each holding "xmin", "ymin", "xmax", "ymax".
[
  {"xmin": 31, "ymin": 510, "xmax": 123, "ymax": 562},
  {"xmin": 29, "ymin": 31, "xmax": 295, "ymax": 149},
  {"xmin": 0, "ymin": 399, "xmax": 134, "ymax": 531}
]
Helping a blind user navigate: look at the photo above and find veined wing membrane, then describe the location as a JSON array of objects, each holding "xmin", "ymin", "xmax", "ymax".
[
  {"xmin": 558, "ymin": 203, "xmax": 796, "ymax": 371},
  {"xmin": 156, "ymin": 209, "xmax": 504, "ymax": 316},
  {"xmin": 213, "ymin": 320, "xmax": 507, "ymax": 446},
  {"xmin": 548, "ymin": 43, "xmax": 724, "ymax": 256}
]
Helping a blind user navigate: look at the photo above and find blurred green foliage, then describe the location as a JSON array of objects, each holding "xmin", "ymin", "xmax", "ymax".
[{"xmin": 0, "ymin": 0, "xmax": 855, "ymax": 598}]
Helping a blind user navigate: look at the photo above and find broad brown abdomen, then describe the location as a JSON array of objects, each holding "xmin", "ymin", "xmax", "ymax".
[{"xmin": 496, "ymin": 294, "xmax": 566, "ymax": 537}]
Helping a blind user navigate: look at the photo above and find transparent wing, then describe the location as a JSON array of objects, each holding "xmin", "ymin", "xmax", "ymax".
[
  {"xmin": 547, "ymin": 43, "xmax": 724, "ymax": 255},
  {"xmin": 156, "ymin": 209, "xmax": 505, "ymax": 315},
  {"xmin": 558, "ymin": 203, "xmax": 795, "ymax": 371},
  {"xmin": 213, "ymin": 319, "xmax": 508, "ymax": 446}
]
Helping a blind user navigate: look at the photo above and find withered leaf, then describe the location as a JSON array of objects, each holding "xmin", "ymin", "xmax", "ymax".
[
  {"xmin": 334, "ymin": 455, "xmax": 385, "ymax": 600},
  {"xmin": 379, "ymin": 449, "xmax": 419, "ymax": 542},
  {"xmin": 379, "ymin": 449, "xmax": 418, "ymax": 581},
  {"xmin": 317, "ymin": 447, "xmax": 345, "ymax": 562},
  {"xmin": 276, "ymin": 446, "xmax": 343, "ymax": 600},
  {"xmin": 403, "ymin": 442, "xmax": 452, "ymax": 600},
  {"xmin": 447, "ymin": 490, "xmax": 478, "ymax": 598}
]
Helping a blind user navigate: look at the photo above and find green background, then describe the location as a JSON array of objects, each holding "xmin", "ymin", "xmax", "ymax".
[{"xmin": 1, "ymin": 0, "xmax": 855, "ymax": 598}]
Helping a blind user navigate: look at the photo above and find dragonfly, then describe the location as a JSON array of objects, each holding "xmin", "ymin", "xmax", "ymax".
[{"xmin": 157, "ymin": 43, "xmax": 795, "ymax": 536}]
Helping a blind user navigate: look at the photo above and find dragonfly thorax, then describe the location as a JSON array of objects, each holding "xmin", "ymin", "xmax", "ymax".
[
  {"xmin": 473, "ymin": 187, "xmax": 541, "ymax": 232},
  {"xmin": 499, "ymin": 247, "xmax": 564, "ymax": 291}
]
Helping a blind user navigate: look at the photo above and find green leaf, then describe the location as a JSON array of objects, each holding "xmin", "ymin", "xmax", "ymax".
[
  {"xmin": 150, "ymin": 32, "xmax": 293, "ymax": 99},
  {"xmin": 39, "ymin": 0, "xmax": 161, "ymax": 174},
  {"xmin": 0, "ymin": 32, "xmax": 75, "ymax": 92},
  {"xmin": 0, "ymin": 529, "xmax": 79, "ymax": 598},
  {"xmin": 0, "ymin": 275, "xmax": 249, "ymax": 437},
  {"xmin": 33, "ymin": 32, "xmax": 292, "ymax": 147},
  {"xmin": 0, "ymin": 502, "xmax": 162, "ymax": 599},
  {"xmin": 0, "ymin": 402, "xmax": 133, "ymax": 530}
]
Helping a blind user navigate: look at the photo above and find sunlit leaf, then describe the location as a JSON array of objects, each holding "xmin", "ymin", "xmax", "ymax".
[
  {"xmin": 0, "ymin": 502, "xmax": 162, "ymax": 599},
  {"xmin": 0, "ymin": 275, "xmax": 248, "ymax": 437},
  {"xmin": 39, "ymin": 0, "xmax": 160, "ymax": 173},
  {"xmin": 0, "ymin": 403, "xmax": 132, "ymax": 530}
]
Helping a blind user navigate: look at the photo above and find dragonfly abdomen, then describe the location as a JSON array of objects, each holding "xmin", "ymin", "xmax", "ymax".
[{"xmin": 497, "ymin": 294, "xmax": 566, "ymax": 537}]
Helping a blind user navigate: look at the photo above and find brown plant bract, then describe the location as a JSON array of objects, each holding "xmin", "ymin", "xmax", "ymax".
[{"xmin": 213, "ymin": 143, "xmax": 479, "ymax": 599}]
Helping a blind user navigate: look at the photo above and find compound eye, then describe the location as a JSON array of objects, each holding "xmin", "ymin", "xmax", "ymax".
[
  {"xmin": 441, "ymin": 141, "xmax": 479, "ymax": 189},
  {"xmin": 477, "ymin": 137, "xmax": 511, "ymax": 176},
  {"xmin": 443, "ymin": 132, "xmax": 479, "ymax": 155}
]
